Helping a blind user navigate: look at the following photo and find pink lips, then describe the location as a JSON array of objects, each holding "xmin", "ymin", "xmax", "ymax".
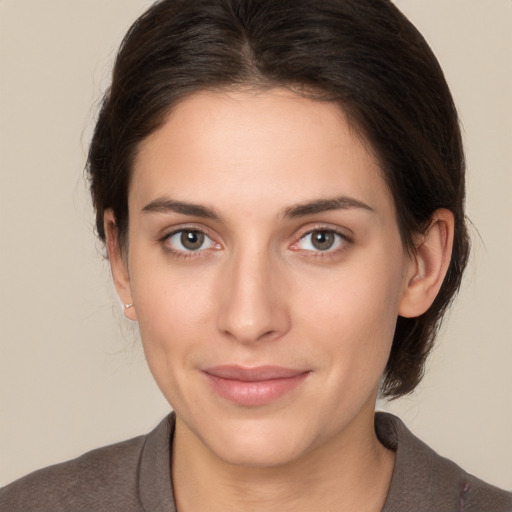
[{"xmin": 203, "ymin": 365, "xmax": 309, "ymax": 406}]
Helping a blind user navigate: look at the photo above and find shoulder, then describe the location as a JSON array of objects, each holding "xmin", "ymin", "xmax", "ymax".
[
  {"xmin": 0, "ymin": 415, "xmax": 175, "ymax": 512},
  {"xmin": 0, "ymin": 435, "xmax": 146, "ymax": 512},
  {"xmin": 376, "ymin": 412, "xmax": 512, "ymax": 512}
]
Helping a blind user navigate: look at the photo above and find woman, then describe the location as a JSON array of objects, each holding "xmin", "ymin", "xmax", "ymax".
[{"xmin": 1, "ymin": 0, "xmax": 511, "ymax": 510}]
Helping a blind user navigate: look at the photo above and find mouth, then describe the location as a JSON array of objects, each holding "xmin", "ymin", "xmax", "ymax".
[{"xmin": 203, "ymin": 365, "xmax": 310, "ymax": 406}]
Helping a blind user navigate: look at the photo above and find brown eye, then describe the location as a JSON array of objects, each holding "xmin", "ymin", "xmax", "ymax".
[
  {"xmin": 295, "ymin": 229, "xmax": 345, "ymax": 253},
  {"xmin": 166, "ymin": 229, "xmax": 216, "ymax": 253},
  {"xmin": 310, "ymin": 230, "xmax": 336, "ymax": 251},
  {"xmin": 180, "ymin": 230, "xmax": 205, "ymax": 250}
]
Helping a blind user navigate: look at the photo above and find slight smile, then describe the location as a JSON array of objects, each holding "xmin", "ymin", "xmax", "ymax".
[{"xmin": 203, "ymin": 365, "xmax": 311, "ymax": 407}]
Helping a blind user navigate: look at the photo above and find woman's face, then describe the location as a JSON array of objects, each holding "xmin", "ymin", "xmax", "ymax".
[{"xmin": 119, "ymin": 89, "xmax": 415, "ymax": 467}]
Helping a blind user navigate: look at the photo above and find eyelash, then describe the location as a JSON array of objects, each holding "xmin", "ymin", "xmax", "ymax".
[
  {"xmin": 159, "ymin": 226, "xmax": 352, "ymax": 260},
  {"xmin": 159, "ymin": 227, "xmax": 220, "ymax": 260},
  {"xmin": 292, "ymin": 228, "xmax": 351, "ymax": 258}
]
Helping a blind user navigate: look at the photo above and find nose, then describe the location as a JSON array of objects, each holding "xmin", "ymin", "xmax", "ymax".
[{"xmin": 216, "ymin": 248, "xmax": 290, "ymax": 344}]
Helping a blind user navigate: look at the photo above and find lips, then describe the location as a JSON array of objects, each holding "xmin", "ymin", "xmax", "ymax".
[{"xmin": 203, "ymin": 365, "xmax": 310, "ymax": 406}]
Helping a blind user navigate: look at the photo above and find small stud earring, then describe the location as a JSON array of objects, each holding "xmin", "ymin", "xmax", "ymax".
[{"xmin": 125, "ymin": 303, "xmax": 134, "ymax": 309}]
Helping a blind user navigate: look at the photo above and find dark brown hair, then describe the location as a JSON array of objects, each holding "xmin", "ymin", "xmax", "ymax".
[{"xmin": 88, "ymin": 0, "xmax": 470, "ymax": 398}]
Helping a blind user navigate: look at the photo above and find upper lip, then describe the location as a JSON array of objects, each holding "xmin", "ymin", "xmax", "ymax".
[{"xmin": 203, "ymin": 365, "xmax": 309, "ymax": 382}]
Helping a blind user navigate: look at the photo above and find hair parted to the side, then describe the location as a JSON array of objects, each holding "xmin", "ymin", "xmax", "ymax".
[{"xmin": 87, "ymin": 0, "xmax": 470, "ymax": 399}]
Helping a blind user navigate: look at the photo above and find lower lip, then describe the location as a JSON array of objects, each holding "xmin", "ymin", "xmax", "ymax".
[{"xmin": 204, "ymin": 373, "xmax": 309, "ymax": 406}]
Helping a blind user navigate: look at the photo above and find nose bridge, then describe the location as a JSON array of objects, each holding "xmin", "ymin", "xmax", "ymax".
[{"xmin": 216, "ymin": 243, "xmax": 288, "ymax": 343}]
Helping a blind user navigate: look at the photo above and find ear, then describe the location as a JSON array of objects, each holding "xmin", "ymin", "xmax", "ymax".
[
  {"xmin": 398, "ymin": 208, "xmax": 454, "ymax": 318},
  {"xmin": 104, "ymin": 209, "xmax": 137, "ymax": 321}
]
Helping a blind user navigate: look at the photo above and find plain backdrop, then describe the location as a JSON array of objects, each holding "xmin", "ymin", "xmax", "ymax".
[{"xmin": 1, "ymin": 0, "xmax": 511, "ymax": 490}]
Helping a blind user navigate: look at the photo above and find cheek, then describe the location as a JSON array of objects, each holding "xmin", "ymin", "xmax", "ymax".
[
  {"xmin": 294, "ymin": 246, "xmax": 406, "ymax": 375},
  {"xmin": 129, "ymin": 260, "xmax": 217, "ymax": 375}
]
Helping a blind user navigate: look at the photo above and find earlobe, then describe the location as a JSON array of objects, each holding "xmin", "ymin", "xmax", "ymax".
[
  {"xmin": 398, "ymin": 209, "xmax": 454, "ymax": 318},
  {"xmin": 104, "ymin": 210, "xmax": 137, "ymax": 322}
]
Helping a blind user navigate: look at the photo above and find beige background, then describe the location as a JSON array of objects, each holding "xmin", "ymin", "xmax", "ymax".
[{"xmin": 1, "ymin": 0, "xmax": 511, "ymax": 490}]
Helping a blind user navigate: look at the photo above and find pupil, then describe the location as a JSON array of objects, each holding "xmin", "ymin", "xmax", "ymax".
[
  {"xmin": 181, "ymin": 231, "xmax": 204, "ymax": 250},
  {"xmin": 312, "ymin": 231, "xmax": 334, "ymax": 250}
]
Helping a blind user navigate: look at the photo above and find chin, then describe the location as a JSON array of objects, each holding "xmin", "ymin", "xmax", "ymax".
[
  {"xmin": 183, "ymin": 406, "xmax": 321, "ymax": 469},
  {"xmin": 212, "ymin": 426, "xmax": 309, "ymax": 468}
]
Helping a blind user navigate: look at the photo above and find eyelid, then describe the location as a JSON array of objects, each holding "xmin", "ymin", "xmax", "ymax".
[
  {"xmin": 295, "ymin": 222, "xmax": 352, "ymax": 242},
  {"xmin": 158, "ymin": 223, "xmax": 217, "ymax": 241},
  {"xmin": 289, "ymin": 225, "xmax": 353, "ymax": 254},
  {"xmin": 157, "ymin": 223, "xmax": 352, "ymax": 259},
  {"xmin": 159, "ymin": 225, "xmax": 222, "ymax": 257}
]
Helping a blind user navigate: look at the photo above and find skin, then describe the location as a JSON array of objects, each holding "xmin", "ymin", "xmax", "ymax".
[{"xmin": 106, "ymin": 88, "xmax": 454, "ymax": 512}]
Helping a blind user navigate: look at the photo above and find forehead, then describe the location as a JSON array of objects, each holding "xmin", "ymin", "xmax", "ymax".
[{"xmin": 130, "ymin": 88, "xmax": 394, "ymax": 219}]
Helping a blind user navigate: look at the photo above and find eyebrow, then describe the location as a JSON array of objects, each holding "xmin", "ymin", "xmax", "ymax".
[
  {"xmin": 282, "ymin": 196, "xmax": 374, "ymax": 218},
  {"xmin": 141, "ymin": 198, "xmax": 221, "ymax": 220},
  {"xmin": 141, "ymin": 195, "xmax": 374, "ymax": 221}
]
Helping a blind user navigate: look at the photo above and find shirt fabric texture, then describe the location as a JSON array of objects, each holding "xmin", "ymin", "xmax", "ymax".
[{"xmin": 1, "ymin": 412, "xmax": 511, "ymax": 511}]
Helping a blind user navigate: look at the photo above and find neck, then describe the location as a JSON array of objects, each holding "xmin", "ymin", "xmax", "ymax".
[{"xmin": 171, "ymin": 407, "xmax": 395, "ymax": 512}]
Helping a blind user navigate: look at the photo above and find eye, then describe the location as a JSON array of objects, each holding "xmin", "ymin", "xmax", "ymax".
[
  {"xmin": 296, "ymin": 229, "xmax": 346, "ymax": 252},
  {"xmin": 165, "ymin": 229, "xmax": 217, "ymax": 252}
]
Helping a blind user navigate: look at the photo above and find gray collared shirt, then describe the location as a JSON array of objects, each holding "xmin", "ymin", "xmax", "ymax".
[{"xmin": 1, "ymin": 412, "xmax": 511, "ymax": 511}]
